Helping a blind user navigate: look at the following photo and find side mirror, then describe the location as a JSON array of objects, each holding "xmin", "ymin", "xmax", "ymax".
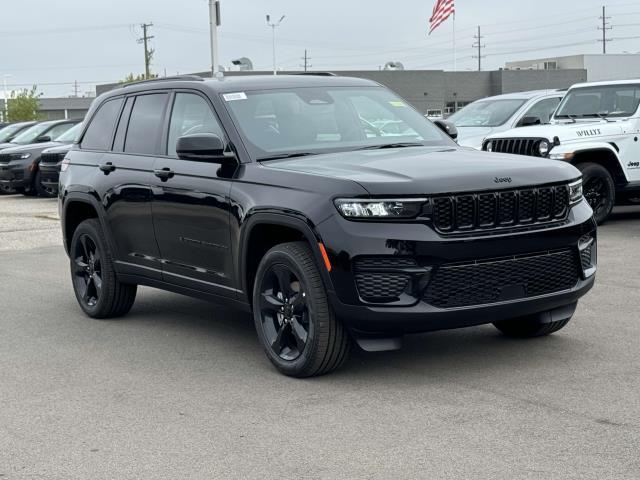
[
  {"xmin": 36, "ymin": 135, "xmax": 52, "ymax": 143},
  {"xmin": 176, "ymin": 133, "xmax": 235, "ymax": 163},
  {"xmin": 433, "ymin": 119, "xmax": 458, "ymax": 140},
  {"xmin": 518, "ymin": 116, "xmax": 542, "ymax": 127}
]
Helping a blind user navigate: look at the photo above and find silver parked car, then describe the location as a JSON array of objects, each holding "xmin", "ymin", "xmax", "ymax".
[{"xmin": 448, "ymin": 90, "xmax": 565, "ymax": 149}]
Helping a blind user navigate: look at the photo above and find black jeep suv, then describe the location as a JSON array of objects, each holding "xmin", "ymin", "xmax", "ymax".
[{"xmin": 59, "ymin": 75, "xmax": 596, "ymax": 377}]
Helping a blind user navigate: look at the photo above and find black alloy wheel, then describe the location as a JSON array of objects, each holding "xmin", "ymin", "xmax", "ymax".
[
  {"xmin": 259, "ymin": 264, "xmax": 310, "ymax": 361},
  {"xmin": 72, "ymin": 234, "xmax": 103, "ymax": 308},
  {"xmin": 577, "ymin": 162, "xmax": 615, "ymax": 225},
  {"xmin": 252, "ymin": 241, "xmax": 350, "ymax": 377}
]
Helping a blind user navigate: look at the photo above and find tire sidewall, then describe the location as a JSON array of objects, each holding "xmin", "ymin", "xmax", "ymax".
[
  {"xmin": 252, "ymin": 247, "xmax": 323, "ymax": 376},
  {"xmin": 70, "ymin": 219, "xmax": 114, "ymax": 317},
  {"xmin": 578, "ymin": 163, "xmax": 614, "ymax": 224}
]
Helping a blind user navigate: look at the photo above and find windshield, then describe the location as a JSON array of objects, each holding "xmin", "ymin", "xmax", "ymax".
[
  {"xmin": 0, "ymin": 123, "xmax": 30, "ymax": 143},
  {"xmin": 448, "ymin": 99, "xmax": 526, "ymax": 127},
  {"xmin": 222, "ymin": 86, "xmax": 454, "ymax": 160},
  {"xmin": 555, "ymin": 84, "xmax": 640, "ymax": 119},
  {"xmin": 11, "ymin": 123, "xmax": 51, "ymax": 145},
  {"xmin": 55, "ymin": 123, "xmax": 82, "ymax": 142}
]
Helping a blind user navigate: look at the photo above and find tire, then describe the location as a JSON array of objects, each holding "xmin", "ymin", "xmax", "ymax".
[
  {"xmin": 252, "ymin": 241, "xmax": 351, "ymax": 378},
  {"xmin": 69, "ymin": 218, "xmax": 137, "ymax": 319},
  {"xmin": 577, "ymin": 162, "xmax": 615, "ymax": 225},
  {"xmin": 493, "ymin": 315, "xmax": 571, "ymax": 338},
  {"xmin": 34, "ymin": 170, "xmax": 55, "ymax": 198}
]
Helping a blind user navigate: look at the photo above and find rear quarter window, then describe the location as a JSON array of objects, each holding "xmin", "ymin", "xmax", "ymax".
[{"xmin": 81, "ymin": 98, "xmax": 124, "ymax": 151}]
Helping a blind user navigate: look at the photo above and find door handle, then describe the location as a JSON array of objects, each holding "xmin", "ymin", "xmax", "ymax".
[
  {"xmin": 154, "ymin": 167, "xmax": 175, "ymax": 181},
  {"xmin": 99, "ymin": 162, "xmax": 116, "ymax": 174}
]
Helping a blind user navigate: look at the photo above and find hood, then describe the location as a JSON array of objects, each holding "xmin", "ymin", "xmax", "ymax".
[
  {"xmin": 263, "ymin": 146, "xmax": 580, "ymax": 196},
  {"xmin": 487, "ymin": 119, "xmax": 626, "ymax": 145},
  {"xmin": 455, "ymin": 126, "xmax": 494, "ymax": 149},
  {"xmin": 42, "ymin": 143, "xmax": 73, "ymax": 155},
  {"xmin": 0, "ymin": 141, "xmax": 62, "ymax": 156}
]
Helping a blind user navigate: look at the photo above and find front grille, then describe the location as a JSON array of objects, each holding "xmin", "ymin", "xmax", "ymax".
[
  {"xmin": 354, "ymin": 257, "xmax": 416, "ymax": 302},
  {"xmin": 40, "ymin": 152, "xmax": 65, "ymax": 165},
  {"xmin": 432, "ymin": 184, "xmax": 570, "ymax": 234},
  {"xmin": 423, "ymin": 249, "xmax": 580, "ymax": 308},
  {"xmin": 488, "ymin": 137, "xmax": 547, "ymax": 157},
  {"xmin": 0, "ymin": 153, "xmax": 11, "ymax": 165}
]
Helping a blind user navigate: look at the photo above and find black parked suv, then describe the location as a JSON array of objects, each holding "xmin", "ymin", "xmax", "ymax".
[
  {"xmin": 0, "ymin": 122, "xmax": 81, "ymax": 195},
  {"xmin": 59, "ymin": 75, "xmax": 597, "ymax": 377}
]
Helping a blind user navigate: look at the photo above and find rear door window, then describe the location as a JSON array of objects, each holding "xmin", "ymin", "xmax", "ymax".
[
  {"xmin": 124, "ymin": 93, "xmax": 169, "ymax": 155},
  {"xmin": 81, "ymin": 98, "xmax": 124, "ymax": 151}
]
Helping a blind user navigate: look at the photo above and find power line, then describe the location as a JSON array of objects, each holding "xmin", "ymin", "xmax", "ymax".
[
  {"xmin": 300, "ymin": 50, "xmax": 312, "ymax": 71},
  {"xmin": 137, "ymin": 22, "xmax": 154, "ymax": 79},
  {"xmin": 472, "ymin": 26, "xmax": 485, "ymax": 71},
  {"xmin": 598, "ymin": 5, "xmax": 613, "ymax": 53}
]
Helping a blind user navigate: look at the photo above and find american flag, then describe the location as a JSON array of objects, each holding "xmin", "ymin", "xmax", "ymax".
[{"xmin": 429, "ymin": 0, "xmax": 455, "ymax": 35}]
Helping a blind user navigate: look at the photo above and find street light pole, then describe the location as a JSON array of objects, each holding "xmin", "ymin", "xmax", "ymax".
[
  {"xmin": 209, "ymin": 0, "xmax": 221, "ymax": 76},
  {"xmin": 266, "ymin": 14, "xmax": 285, "ymax": 75},
  {"xmin": 3, "ymin": 75, "xmax": 12, "ymax": 123}
]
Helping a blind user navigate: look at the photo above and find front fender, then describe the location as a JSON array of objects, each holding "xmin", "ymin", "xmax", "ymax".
[{"xmin": 550, "ymin": 141, "xmax": 619, "ymax": 159}]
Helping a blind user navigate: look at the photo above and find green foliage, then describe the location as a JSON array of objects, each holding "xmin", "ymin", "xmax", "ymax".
[
  {"xmin": 6, "ymin": 85, "xmax": 42, "ymax": 122},
  {"xmin": 119, "ymin": 73, "xmax": 158, "ymax": 85}
]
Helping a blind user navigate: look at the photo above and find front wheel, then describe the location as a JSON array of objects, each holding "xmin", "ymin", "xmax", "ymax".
[
  {"xmin": 577, "ymin": 162, "xmax": 615, "ymax": 225},
  {"xmin": 252, "ymin": 241, "xmax": 351, "ymax": 377},
  {"xmin": 70, "ymin": 219, "xmax": 137, "ymax": 319}
]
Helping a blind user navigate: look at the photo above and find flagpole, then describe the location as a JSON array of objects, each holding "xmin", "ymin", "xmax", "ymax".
[{"xmin": 452, "ymin": 11, "xmax": 456, "ymax": 72}]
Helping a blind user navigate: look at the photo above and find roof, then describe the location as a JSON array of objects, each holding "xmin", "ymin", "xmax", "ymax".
[
  {"xmin": 474, "ymin": 90, "xmax": 563, "ymax": 102},
  {"xmin": 112, "ymin": 74, "xmax": 380, "ymax": 97},
  {"xmin": 568, "ymin": 79, "xmax": 640, "ymax": 89}
]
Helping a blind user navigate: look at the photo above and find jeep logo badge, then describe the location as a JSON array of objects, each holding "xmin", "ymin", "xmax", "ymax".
[{"xmin": 494, "ymin": 177, "xmax": 512, "ymax": 184}]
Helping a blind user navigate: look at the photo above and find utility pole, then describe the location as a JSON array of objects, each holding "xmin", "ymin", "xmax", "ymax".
[
  {"xmin": 209, "ymin": 0, "xmax": 221, "ymax": 76},
  {"xmin": 472, "ymin": 26, "xmax": 485, "ymax": 71},
  {"xmin": 138, "ymin": 23, "xmax": 154, "ymax": 79},
  {"xmin": 73, "ymin": 80, "xmax": 79, "ymax": 98},
  {"xmin": 266, "ymin": 14, "xmax": 286, "ymax": 75},
  {"xmin": 301, "ymin": 50, "xmax": 312, "ymax": 71},
  {"xmin": 598, "ymin": 6, "xmax": 612, "ymax": 54}
]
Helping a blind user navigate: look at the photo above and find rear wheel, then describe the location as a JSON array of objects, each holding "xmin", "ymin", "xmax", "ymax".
[
  {"xmin": 252, "ymin": 241, "xmax": 350, "ymax": 377},
  {"xmin": 70, "ymin": 219, "xmax": 137, "ymax": 319},
  {"xmin": 577, "ymin": 162, "xmax": 615, "ymax": 225}
]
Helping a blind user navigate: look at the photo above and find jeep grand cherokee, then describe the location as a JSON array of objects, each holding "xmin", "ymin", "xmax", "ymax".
[{"xmin": 59, "ymin": 75, "xmax": 596, "ymax": 377}]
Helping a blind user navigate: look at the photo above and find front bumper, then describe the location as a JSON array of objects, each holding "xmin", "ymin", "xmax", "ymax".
[
  {"xmin": 318, "ymin": 200, "xmax": 597, "ymax": 335},
  {"xmin": 39, "ymin": 164, "xmax": 61, "ymax": 192},
  {"xmin": 0, "ymin": 163, "xmax": 29, "ymax": 190}
]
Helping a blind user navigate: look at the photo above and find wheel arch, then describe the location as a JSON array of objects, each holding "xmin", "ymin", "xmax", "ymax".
[
  {"xmin": 62, "ymin": 192, "xmax": 113, "ymax": 255},
  {"xmin": 569, "ymin": 147, "xmax": 627, "ymax": 188},
  {"xmin": 238, "ymin": 212, "xmax": 334, "ymax": 306}
]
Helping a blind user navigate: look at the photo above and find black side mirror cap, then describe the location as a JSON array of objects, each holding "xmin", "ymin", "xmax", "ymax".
[
  {"xmin": 518, "ymin": 116, "xmax": 542, "ymax": 127},
  {"xmin": 176, "ymin": 133, "xmax": 236, "ymax": 164},
  {"xmin": 36, "ymin": 135, "xmax": 52, "ymax": 143},
  {"xmin": 433, "ymin": 119, "xmax": 458, "ymax": 140}
]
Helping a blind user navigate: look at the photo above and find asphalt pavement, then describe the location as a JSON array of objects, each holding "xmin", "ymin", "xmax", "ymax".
[{"xmin": 0, "ymin": 194, "xmax": 639, "ymax": 479}]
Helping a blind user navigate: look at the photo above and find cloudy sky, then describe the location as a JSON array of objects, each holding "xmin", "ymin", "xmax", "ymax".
[{"xmin": 2, "ymin": 0, "xmax": 640, "ymax": 97}]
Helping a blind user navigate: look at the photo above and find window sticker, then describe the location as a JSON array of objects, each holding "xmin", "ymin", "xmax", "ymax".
[
  {"xmin": 389, "ymin": 100, "xmax": 406, "ymax": 107},
  {"xmin": 223, "ymin": 92, "xmax": 248, "ymax": 101}
]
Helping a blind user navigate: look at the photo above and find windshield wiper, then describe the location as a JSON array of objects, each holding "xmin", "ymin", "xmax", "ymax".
[
  {"xmin": 584, "ymin": 112, "xmax": 615, "ymax": 122},
  {"xmin": 555, "ymin": 114, "xmax": 577, "ymax": 123},
  {"xmin": 355, "ymin": 142, "xmax": 425, "ymax": 151},
  {"xmin": 257, "ymin": 152, "xmax": 319, "ymax": 161}
]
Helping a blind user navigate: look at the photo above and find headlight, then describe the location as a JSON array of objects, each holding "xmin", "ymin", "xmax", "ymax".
[
  {"xmin": 17, "ymin": 153, "xmax": 31, "ymax": 160},
  {"xmin": 334, "ymin": 198, "xmax": 426, "ymax": 219},
  {"xmin": 485, "ymin": 141, "xmax": 493, "ymax": 152},
  {"xmin": 569, "ymin": 179, "xmax": 583, "ymax": 205},
  {"xmin": 538, "ymin": 140, "xmax": 550, "ymax": 157}
]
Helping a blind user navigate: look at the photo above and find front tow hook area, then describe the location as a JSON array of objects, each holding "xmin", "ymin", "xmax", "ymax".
[{"xmin": 353, "ymin": 335, "xmax": 403, "ymax": 352}]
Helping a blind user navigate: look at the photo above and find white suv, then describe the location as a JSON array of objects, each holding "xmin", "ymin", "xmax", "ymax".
[
  {"xmin": 483, "ymin": 80, "xmax": 640, "ymax": 224},
  {"xmin": 448, "ymin": 90, "xmax": 565, "ymax": 150}
]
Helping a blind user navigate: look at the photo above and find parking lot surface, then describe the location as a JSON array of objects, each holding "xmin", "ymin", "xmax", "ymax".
[{"xmin": 1, "ymin": 194, "xmax": 639, "ymax": 479}]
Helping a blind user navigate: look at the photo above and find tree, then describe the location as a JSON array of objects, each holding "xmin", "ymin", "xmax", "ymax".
[
  {"xmin": 119, "ymin": 73, "xmax": 158, "ymax": 85},
  {"xmin": 7, "ymin": 85, "xmax": 42, "ymax": 122}
]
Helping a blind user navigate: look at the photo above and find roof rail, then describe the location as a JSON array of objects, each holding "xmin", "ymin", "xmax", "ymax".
[
  {"xmin": 120, "ymin": 75, "xmax": 205, "ymax": 88},
  {"xmin": 293, "ymin": 72, "xmax": 337, "ymax": 76}
]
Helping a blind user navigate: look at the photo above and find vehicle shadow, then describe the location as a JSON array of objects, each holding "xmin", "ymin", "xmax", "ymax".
[
  {"xmin": 607, "ymin": 205, "xmax": 640, "ymax": 224},
  {"xmin": 123, "ymin": 287, "xmax": 579, "ymax": 383}
]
